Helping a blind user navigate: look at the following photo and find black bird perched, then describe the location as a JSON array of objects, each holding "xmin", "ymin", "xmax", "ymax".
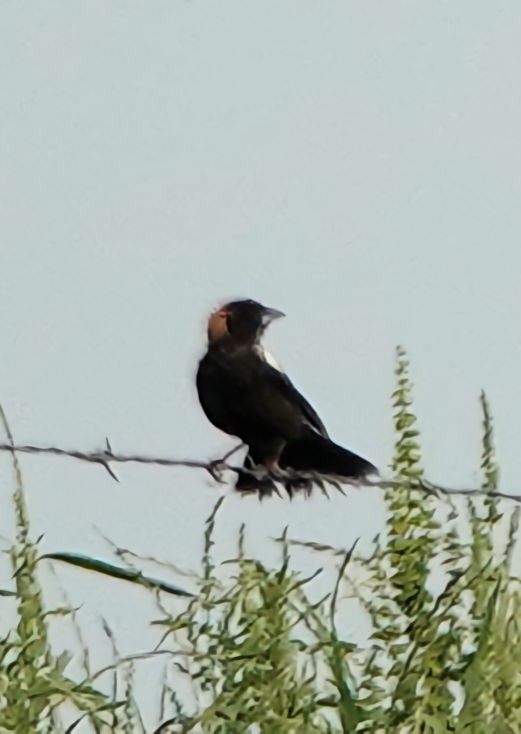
[{"xmin": 196, "ymin": 298, "xmax": 377, "ymax": 495}]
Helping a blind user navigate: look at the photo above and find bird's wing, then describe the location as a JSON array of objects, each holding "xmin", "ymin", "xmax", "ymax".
[
  {"xmin": 279, "ymin": 373, "xmax": 330, "ymax": 438},
  {"xmin": 198, "ymin": 348, "xmax": 329, "ymax": 443},
  {"xmin": 253, "ymin": 346, "xmax": 329, "ymax": 438},
  {"xmin": 255, "ymin": 362, "xmax": 330, "ymax": 439}
]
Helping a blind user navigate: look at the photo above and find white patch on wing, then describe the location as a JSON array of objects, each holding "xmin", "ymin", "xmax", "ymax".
[
  {"xmin": 304, "ymin": 417, "xmax": 323, "ymax": 434},
  {"xmin": 254, "ymin": 345, "xmax": 283, "ymax": 372}
]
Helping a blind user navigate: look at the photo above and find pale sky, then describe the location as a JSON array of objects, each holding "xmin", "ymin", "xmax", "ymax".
[{"xmin": 1, "ymin": 2, "xmax": 521, "ymax": 730}]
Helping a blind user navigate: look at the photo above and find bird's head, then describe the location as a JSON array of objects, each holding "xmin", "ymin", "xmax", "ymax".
[{"xmin": 207, "ymin": 299, "xmax": 285, "ymax": 345}]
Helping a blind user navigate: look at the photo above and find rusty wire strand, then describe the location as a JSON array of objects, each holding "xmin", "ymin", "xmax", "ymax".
[{"xmin": 0, "ymin": 441, "xmax": 520, "ymax": 505}]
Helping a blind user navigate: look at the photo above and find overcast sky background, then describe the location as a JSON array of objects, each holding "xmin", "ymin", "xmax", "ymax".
[{"xmin": 1, "ymin": 2, "xmax": 521, "ymax": 730}]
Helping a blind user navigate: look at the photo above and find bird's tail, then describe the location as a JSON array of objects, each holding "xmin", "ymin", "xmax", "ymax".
[
  {"xmin": 280, "ymin": 430, "xmax": 377, "ymax": 479},
  {"xmin": 235, "ymin": 430, "xmax": 377, "ymax": 496}
]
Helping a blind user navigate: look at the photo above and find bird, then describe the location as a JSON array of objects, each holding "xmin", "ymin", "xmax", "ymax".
[{"xmin": 196, "ymin": 298, "xmax": 377, "ymax": 495}]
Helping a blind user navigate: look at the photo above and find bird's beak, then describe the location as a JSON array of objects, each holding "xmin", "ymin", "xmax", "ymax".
[{"xmin": 262, "ymin": 306, "xmax": 285, "ymax": 325}]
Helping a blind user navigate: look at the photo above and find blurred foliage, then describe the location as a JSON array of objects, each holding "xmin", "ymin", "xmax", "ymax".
[{"xmin": 1, "ymin": 350, "xmax": 520, "ymax": 733}]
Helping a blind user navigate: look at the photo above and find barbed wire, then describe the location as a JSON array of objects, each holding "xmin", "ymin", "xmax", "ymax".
[
  {"xmin": 0, "ymin": 440, "xmax": 520, "ymax": 505},
  {"xmin": 0, "ymin": 440, "xmax": 246, "ymax": 482}
]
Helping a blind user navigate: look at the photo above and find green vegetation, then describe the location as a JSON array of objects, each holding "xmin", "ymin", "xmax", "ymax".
[{"xmin": 0, "ymin": 350, "xmax": 520, "ymax": 733}]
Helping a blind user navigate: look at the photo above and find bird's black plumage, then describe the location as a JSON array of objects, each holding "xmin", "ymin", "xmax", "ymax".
[{"xmin": 196, "ymin": 299, "xmax": 377, "ymax": 494}]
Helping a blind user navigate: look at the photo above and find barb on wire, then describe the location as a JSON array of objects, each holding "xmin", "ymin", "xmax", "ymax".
[{"xmin": 0, "ymin": 441, "xmax": 520, "ymax": 505}]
